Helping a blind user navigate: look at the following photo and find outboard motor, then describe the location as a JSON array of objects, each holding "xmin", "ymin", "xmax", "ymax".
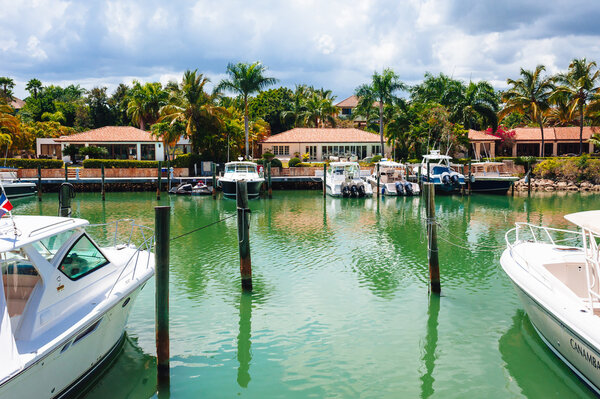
[
  {"xmin": 450, "ymin": 173, "xmax": 460, "ymax": 186},
  {"xmin": 357, "ymin": 183, "xmax": 366, "ymax": 197},
  {"xmin": 342, "ymin": 182, "xmax": 351, "ymax": 197},
  {"xmin": 395, "ymin": 181, "xmax": 404, "ymax": 196},
  {"xmin": 441, "ymin": 172, "xmax": 451, "ymax": 185},
  {"xmin": 404, "ymin": 181, "xmax": 413, "ymax": 196},
  {"xmin": 350, "ymin": 184, "xmax": 358, "ymax": 197}
]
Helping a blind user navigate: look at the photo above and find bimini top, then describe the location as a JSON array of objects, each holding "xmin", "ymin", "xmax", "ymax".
[
  {"xmin": 422, "ymin": 150, "xmax": 452, "ymax": 161},
  {"xmin": 330, "ymin": 161, "xmax": 360, "ymax": 167},
  {"xmin": 0, "ymin": 216, "xmax": 88, "ymax": 252},
  {"xmin": 565, "ymin": 210, "xmax": 600, "ymax": 236},
  {"xmin": 378, "ymin": 161, "xmax": 403, "ymax": 168},
  {"xmin": 224, "ymin": 161, "xmax": 257, "ymax": 167}
]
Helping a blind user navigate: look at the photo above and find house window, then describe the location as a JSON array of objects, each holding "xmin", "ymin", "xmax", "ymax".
[
  {"xmin": 305, "ymin": 146, "xmax": 317, "ymax": 159},
  {"xmin": 342, "ymin": 108, "xmax": 351, "ymax": 115},
  {"xmin": 59, "ymin": 235, "xmax": 109, "ymax": 280},
  {"xmin": 141, "ymin": 144, "xmax": 156, "ymax": 160},
  {"xmin": 273, "ymin": 146, "xmax": 289, "ymax": 156},
  {"xmin": 371, "ymin": 145, "xmax": 381, "ymax": 156}
]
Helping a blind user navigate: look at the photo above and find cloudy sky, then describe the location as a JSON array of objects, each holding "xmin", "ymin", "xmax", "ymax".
[{"xmin": 2, "ymin": 0, "xmax": 600, "ymax": 101}]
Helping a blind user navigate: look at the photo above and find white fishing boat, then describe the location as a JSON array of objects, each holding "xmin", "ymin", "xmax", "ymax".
[
  {"xmin": 420, "ymin": 150, "xmax": 464, "ymax": 193},
  {"xmin": 0, "ymin": 168, "xmax": 36, "ymax": 199},
  {"xmin": 218, "ymin": 162, "xmax": 264, "ymax": 198},
  {"xmin": 326, "ymin": 162, "xmax": 372, "ymax": 197},
  {"xmin": 501, "ymin": 211, "xmax": 600, "ymax": 395},
  {"xmin": 366, "ymin": 161, "xmax": 420, "ymax": 196},
  {"xmin": 469, "ymin": 161, "xmax": 519, "ymax": 194},
  {"xmin": 0, "ymin": 215, "xmax": 154, "ymax": 398}
]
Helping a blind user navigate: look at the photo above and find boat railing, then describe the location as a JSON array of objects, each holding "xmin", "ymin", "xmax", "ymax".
[{"xmin": 86, "ymin": 219, "xmax": 154, "ymax": 297}]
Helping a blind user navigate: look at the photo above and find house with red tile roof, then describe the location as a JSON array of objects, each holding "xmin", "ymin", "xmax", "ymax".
[
  {"xmin": 468, "ymin": 127, "xmax": 599, "ymax": 158},
  {"xmin": 260, "ymin": 128, "xmax": 391, "ymax": 160},
  {"xmin": 36, "ymin": 126, "xmax": 191, "ymax": 161}
]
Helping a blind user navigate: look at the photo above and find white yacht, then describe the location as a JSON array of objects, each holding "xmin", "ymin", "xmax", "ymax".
[
  {"xmin": 469, "ymin": 161, "xmax": 519, "ymax": 194},
  {"xmin": 501, "ymin": 211, "xmax": 600, "ymax": 395},
  {"xmin": 0, "ymin": 215, "xmax": 154, "ymax": 398},
  {"xmin": 326, "ymin": 162, "xmax": 372, "ymax": 197},
  {"xmin": 218, "ymin": 162, "xmax": 264, "ymax": 198},
  {"xmin": 0, "ymin": 168, "xmax": 36, "ymax": 199},
  {"xmin": 366, "ymin": 161, "xmax": 420, "ymax": 196},
  {"xmin": 420, "ymin": 150, "xmax": 465, "ymax": 193}
]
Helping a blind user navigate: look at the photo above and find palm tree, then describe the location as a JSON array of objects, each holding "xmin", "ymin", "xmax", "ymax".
[
  {"xmin": 500, "ymin": 65, "xmax": 555, "ymax": 157},
  {"xmin": 127, "ymin": 81, "xmax": 168, "ymax": 130},
  {"xmin": 553, "ymin": 58, "xmax": 600, "ymax": 154},
  {"xmin": 547, "ymin": 93, "xmax": 577, "ymax": 126},
  {"xmin": 355, "ymin": 68, "xmax": 406, "ymax": 156},
  {"xmin": 25, "ymin": 78, "xmax": 42, "ymax": 99},
  {"xmin": 216, "ymin": 62, "xmax": 277, "ymax": 159},
  {"xmin": 300, "ymin": 89, "xmax": 337, "ymax": 128},
  {"xmin": 159, "ymin": 70, "xmax": 228, "ymax": 157},
  {"xmin": 281, "ymin": 85, "xmax": 309, "ymax": 127},
  {"xmin": 452, "ymin": 81, "xmax": 499, "ymax": 131},
  {"xmin": 0, "ymin": 77, "xmax": 15, "ymax": 101}
]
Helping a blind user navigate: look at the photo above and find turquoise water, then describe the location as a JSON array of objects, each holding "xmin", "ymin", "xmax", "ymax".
[{"xmin": 14, "ymin": 190, "xmax": 600, "ymax": 398}]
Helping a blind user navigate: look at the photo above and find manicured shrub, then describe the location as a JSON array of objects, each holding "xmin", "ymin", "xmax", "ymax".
[
  {"xmin": 0, "ymin": 158, "xmax": 63, "ymax": 169},
  {"xmin": 288, "ymin": 157, "xmax": 302, "ymax": 167},
  {"xmin": 79, "ymin": 146, "xmax": 108, "ymax": 158},
  {"xmin": 271, "ymin": 158, "xmax": 282, "ymax": 168},
  {"xmin": 83, "ymin": 159, "xmax": 159, "ymax": 168},
  {"xmin": 173, "ymin": 153, "xmax": 202, "ymax": 168},
  {"xmin": 297, "ymin": 162, "xmax": 326, "ymax": 167},
  {"xmin": 533, "ymin": 158, "xmax": 561, "ymax": 179},
  {"xmin": 262, "ymin": 151, "xmax": 274, "ymax": 159},
  {"xmin": 371, "ymin": 155, "xmax": 382, "ymax": 163}
]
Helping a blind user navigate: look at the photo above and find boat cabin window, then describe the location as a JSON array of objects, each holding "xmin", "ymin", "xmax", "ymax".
[
  {"xmin": 226, "ymin": 165, "xmax": 255, "ymax": 174},
  {"xmin": 59, "ymin": 235, "xmax": 109, "ymax": 280},
  {"xmin": 31, "ymin": 230, "xmax": 76, "ymax": 262},
  {"xmin": 2, "ymin": 249, "xmax": 40, "ymax": 318}
]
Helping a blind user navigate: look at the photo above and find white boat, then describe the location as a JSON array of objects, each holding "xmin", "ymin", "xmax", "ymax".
[
  {"xmin": 420, "ymin": 150, "xmax": 465, "ymax": 193},
  {"xmin": 326, "ymin": 162, "xmax": 372, "ymax": 197},
  {"xmin": 366, "ymin": 161, "xmax": 420, "ymax": 196},
  {"xmin": 0, "ymin": 168, "xmax": 36, "ymax": 199},
  {"xmin": 218, "ymin": 162, "xmax": 264, "ymax": 198},
  {"xmin": 501, "ymin": 211, "xmax": 600, "ymax": 395},
  {"xmin": 0, "ymin": 215, "xmax": 154, "ymax": 398},
  {"xmin": 469, "ymin": 161, "xmax": 519, "ymax": 194}
]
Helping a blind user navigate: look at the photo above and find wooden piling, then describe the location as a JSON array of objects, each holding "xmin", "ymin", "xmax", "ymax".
[
  {"xmin": 467, "ymin": 160, "xmax": 472, "ymax": 195},
  {"xmin": 157, "ymin": 161, "xmax": 162, "ymax": 200},
  {"xmin": 267, "ymin": 162, "xmax": 272, "ymax": 198},
  {"xmin": 424, "ymin": 183, "xmax": 441, "ymax": 294},
  {"xmin": 527, "ymin": 162, "xmax": 531, "ymax": 195},
  {"xmin": 376, "ymin": 163, "xmax": 380, "ymax": 198},
  {"xmin": 166, "ymin": 161, "xmax": 171, "ymax": 192},
  {"xmin": 101, "ymin": 164, "xmax": 105, "ymax": 201},
  {"xmin": 323, "ymin": 163, "xmax": 327, "ymax": 197},
  {"xmin": 212, "ymin": 163, "xmax": 217, "ymax": 199},
  {"xmin": 155, "ymin": 206, "xmax": 170, "ymax": 388},
  {"xmin": 37, "ymin": 166, "xmax": 42, "ymax": 202},
  {"xmin": 236, "ymin": 180, "xmax": 252, "ymax": 291},
  {"xmin": 64, "ymin": 163, "xmax": 68, "ymax": 182}
]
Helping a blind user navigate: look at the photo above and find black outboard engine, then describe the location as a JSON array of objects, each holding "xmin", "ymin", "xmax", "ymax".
[
  {"xmin": 350, "ymin": 184, "xmax": 358, "ymax": 197},
  {"xmin": 404, "ymin": 181, "xmax": 413, "ymax": 196},
  {"xmin": 358, "ymin": 183, "xmax": 366, "ymax": 197},
  {"xmin": 441, "ymin": 172, "xmax": 451, "ymax": 185},
  {"xmin": 395, "ymin": 182, "xmax": 404, "ymax": 196},
  {"xmin": 450, "ymin": 173, "xmax": 460, "ymax": 186},
  {"xmin": 342, "ymin": 182, "xmax": 351, "ymax": 197}
]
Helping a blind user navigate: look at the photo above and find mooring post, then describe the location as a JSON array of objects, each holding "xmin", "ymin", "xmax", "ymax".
[
  {"xmin": 155, "ymin": 205, "xmax": 170, "ymax": 388},
  {"xmin": 212, "ymin": 163, "xmax": 217, "ymax": 199},
  {"xmin": 467, "ymin": 160, "xmax": 472, "ymax": 195},
  {"xmin": 527, "ymin": 162, "xmax": 531, "ymax": 195},
  {"xmin": 59, "ymin": 183, "xmax": 74, "ymax": 217},
  {"xmin": 101, "ymin": 163, "xmax": 105, "ymax": 201},
  {"xmin": 424, "ymin": 182, "xmax": 441, "ymax": 294},
  {"xmin": 267, "ymin": 162, "xmax": 272, "ymax": 198},
  {"xmin": 236, "ymin": 180, "xmax": 252, "ymax": 291},
  {"xmin": 322, "ymin": 163, "xmax": 327, "ymax": 197},
  {"xmin": 417, "ymin": 165, "xmax": 421, "ymax": 190},
  {"xmin": 37, "ymin": 166, "xmax": 42, "ymax": 202},
  {"xmin": 511, "ymin": 181, "xmax": 515, "ymax": 196},
  {"xmin": 166, "ymin": 160, "xmax": 171, "ymax": 191},
  {"xmin": 157, "ymin": 161, "xmax": 162, "ymax": 200},
  {"xmin": 64, "ymin": 163, "xmax": 68, "ymax": 182},
  {"xmin": 376, "ymin": 163, "xmax": 380, "ymax": 198}
]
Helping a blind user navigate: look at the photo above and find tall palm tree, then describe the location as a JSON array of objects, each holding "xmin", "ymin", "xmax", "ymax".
[
  {"xmin": 300, "ymin": 89, "xmax": 337, "ymax": 128},
  {"xmin": 452, "ymin": 81, "xmax": 499, "ymax": 131},
  {"xmin": 355, "ymin": 68, "xmax": 406, "ymax": 156},
  {"xmin": 500, "ymin": 65, "xmax": 555, "ymax": 157},
  {"xmin": 160, "ymin": 70, "xmax": 228, "ymax": 157},
  {"xmin": 281, "ymin": 84, "xmax": 309, "ymax": 127},
  {"xmin": 553, "ymin": 58, "xmax": 600, "ymax": 154},
  {"xmin": 0, "ymin": 77, "xmax": 15, "ymax": 101},
  {"xmin": 216, "ymin": 62, "xmax": 277, "ymax": 159},
  {"xmin": 127, "ymin": 81, "xmax": 168, "ymax": 130},
  {"xmin": 25, "ymin": 78, "xmax": 42, "ymax": 99}
]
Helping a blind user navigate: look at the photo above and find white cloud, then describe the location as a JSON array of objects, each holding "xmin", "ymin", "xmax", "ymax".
[
  {"xmin": 315, "ymin": 35, "xmax": 335, "ymax": 55},
  {"xmin": 26, "ymin": 36, "xmax": 47, "ymax": 60}
]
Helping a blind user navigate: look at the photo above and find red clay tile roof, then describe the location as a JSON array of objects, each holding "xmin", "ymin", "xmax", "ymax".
[
  {"xmin": 468, "ymin": 129, "xmax": 501, "ymax": 141},
  {"xmin": 55, "ymin": 126, "xmax": 158, "ymax": 142},
  {"xmin": 261, "ymin": 128, "xmax": 381, "ymax": 143},
  {"xmin": 553, "ymin": 126, "xmax": 599, "ymax": 140},
  {"xmin": 10, "ymin": 97, "xmax": 24, "ymax": 109},
  {"xmin": 335, "ymin": 95, "xmax": 359, "ymax": 108},
  {"xmin": 469, "ymin": 126, "xmax": 600, "ymax": 142}
]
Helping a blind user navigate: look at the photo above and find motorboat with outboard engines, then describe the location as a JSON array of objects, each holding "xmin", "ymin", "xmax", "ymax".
[
  {"xmin": 366, "ymin": 161, "xmax": 420, "ymax": 196},
  {"xmin": 169, "ymin": 181, "xmax": 213, "ymax": 196},
  {"xmin": 469, "ymin": 161, "xmax": 519, "ymax": 194},
  {"xmin": 0, "ymin": 215, "xmax": 154, "ymax": 398},
  {"xmin": 326, "ymin": 162, "xmax": 372, "ymax": 197},
  {"xmin": 420, "ymin": 150, "xmax": 464, "ymax": 193},
  {"xmin": 501, "ymin": 211, "xmax": 600, "ymax": 395},
  {"xmin": 218, "ymin": 162, "xmax": 264, "ymax": 198},
  {"xmin": 0, "ymin": 168, "xmax": 36, "ymax": 199}
]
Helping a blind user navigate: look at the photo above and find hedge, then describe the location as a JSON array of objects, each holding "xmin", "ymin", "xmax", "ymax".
[
  {"xmin": 83, "ymin": 159, "xmax": 159, "ymax": 168},
  {"xmin": 255, "ymin": 158, "xmax": 283, "ymax": 168},
  {"xmin": 0, "ymin": 158, "xmax": 63, "ymax": 169},
  {"xmin": 297, "ymin": 162, "xmax": 326, "ymax": 167},
  {"xmin": 173, "ymin": 153, "xmax": 203, "ymax": 168},
  {"xmin": 534, "ymin": 155, "xmax": 600, "ymax": 183},
  {"xmin": 288, "ymin": 157, "xmax": 302, "ymax": 167}
]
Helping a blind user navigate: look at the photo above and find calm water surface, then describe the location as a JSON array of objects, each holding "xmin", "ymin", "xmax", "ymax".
[{"xmin": 14, "ymin": 190, "xmax": 600, "ymax": 398}]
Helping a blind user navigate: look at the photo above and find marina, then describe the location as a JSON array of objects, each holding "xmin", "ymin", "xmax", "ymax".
[{"xmin": 2, "ymin": 190, "xmax": 599, "ymax": 398}]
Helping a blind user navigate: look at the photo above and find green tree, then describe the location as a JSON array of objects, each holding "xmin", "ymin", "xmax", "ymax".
[
  {"xmin": 127, "ymin": 81, "xmax": 168, "ymax": 130},
  {"xmin": 0, "ymin": 77, "xmax": 15, "ymax": 102},
  {"xmin": 452, "ymin": 81, "xmax": 499, "ymax": 131},
  {"xmin": 79, "ymin": 145, "xmax": 109, "ymax": 159},
  {"xmin": 151, "ymin": 121, "xmax": 185, "ymax": 161},
  {"xmin": 355, "ymin": 68, "xmax": 407, "ymax": 156},
  {"xmin": 248, "ymin": 87, "xmax": 294, "ymax": 134},
  {"xmin": 108, "ymin": 83, "xmax": 131, "ymax": 126},
  {"xmin": 87, "ymin": 87, "xmax": 113, "ymax": 128},
  {"xmin": 300, "ymin": 89, "xmax": 337, "ymax": 128},
  {"xmin": 281, "ymin": 84, "xmax": 310, "ymax": 128},
  {"xmin": 500, "ymin": 65, "xmax": 555, "ymax": 157},
  {"xmin": 216, "ymin": 62, "xmax": 277, "ymax": 159},
  {"xmin": 553, "ymin": 58, "xmax": 600, "ymax": 154},
  {"xmin": 25, "ymin": 78, "xmax": 42, "ymax": 99}
]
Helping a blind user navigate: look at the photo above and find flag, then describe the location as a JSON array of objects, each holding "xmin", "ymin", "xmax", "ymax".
[{"xmin": 0, "ymin": 193, "xmax": 13, "ymax": 217}]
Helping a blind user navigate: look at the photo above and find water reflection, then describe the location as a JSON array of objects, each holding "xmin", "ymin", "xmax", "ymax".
[
  {"xmin": 237, "ymin": 291, "xmax": 253, "ymax": 388},
  {"xmin": 420, "ymin": 293, "xmax": 440, "ymax": 399},
  {"xmin": 499, "ymin": 310, "xmax": 595, "ymax": 398}
]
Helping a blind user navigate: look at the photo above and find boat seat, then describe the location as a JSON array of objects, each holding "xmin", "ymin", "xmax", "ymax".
[{"xmin": 3, "ymin": 274, "xmax": 40, "ymax": 317}]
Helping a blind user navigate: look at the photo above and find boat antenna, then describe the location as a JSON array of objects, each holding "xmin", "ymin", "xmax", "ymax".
[{"xmin": 0, "ymin": 179, "xmax": 18, "ymax": 238}]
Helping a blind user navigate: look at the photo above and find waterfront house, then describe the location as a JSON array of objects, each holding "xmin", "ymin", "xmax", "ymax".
[
  {"xmin": 468, "ymin": 127, "xmax": 598, "ymax": 158},
  {"xmin": 259, "ymin": 127, "xmax": 391, "ymax": 161}
]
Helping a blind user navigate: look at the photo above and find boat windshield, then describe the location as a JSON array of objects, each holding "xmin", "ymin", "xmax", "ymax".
[
  {"xmin": 31, "ymin": 230, "xmax": 76, "ymax": 263},
  {"xmin": 58, "ymin": 235, "xmax": 109, "ymax": 280},
  {"xmin": 2, "ymin": 249, "xmax": 40, "ymax": 318},
  {"xmin": 330, "ymin": 165, "xmax": 359, "ymax": 174},
  {"xmin": 225, "ymin": 165, "xmax": 256, "ymax": 174}
]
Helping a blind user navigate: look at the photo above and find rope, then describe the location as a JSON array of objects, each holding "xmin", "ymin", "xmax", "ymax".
[{"xmin": 170, "ymin": 214, "xmax": 236, "ymax": 242}]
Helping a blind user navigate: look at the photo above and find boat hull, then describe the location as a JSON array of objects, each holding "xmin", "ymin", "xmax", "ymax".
[
  {"xmin": 4, "ymin": 182, "xmax": 37, "ymax": 199},
  {"xmin": 0, "ymin": 284, "xmax": 146, "ymax": 398},
  {"xmin": 220, "ymin": 179, "xmax": 263, "ymax": 198},
  {"xmin": 470, "ymin": 179, "xmax": 514, "ymax": 194}
]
